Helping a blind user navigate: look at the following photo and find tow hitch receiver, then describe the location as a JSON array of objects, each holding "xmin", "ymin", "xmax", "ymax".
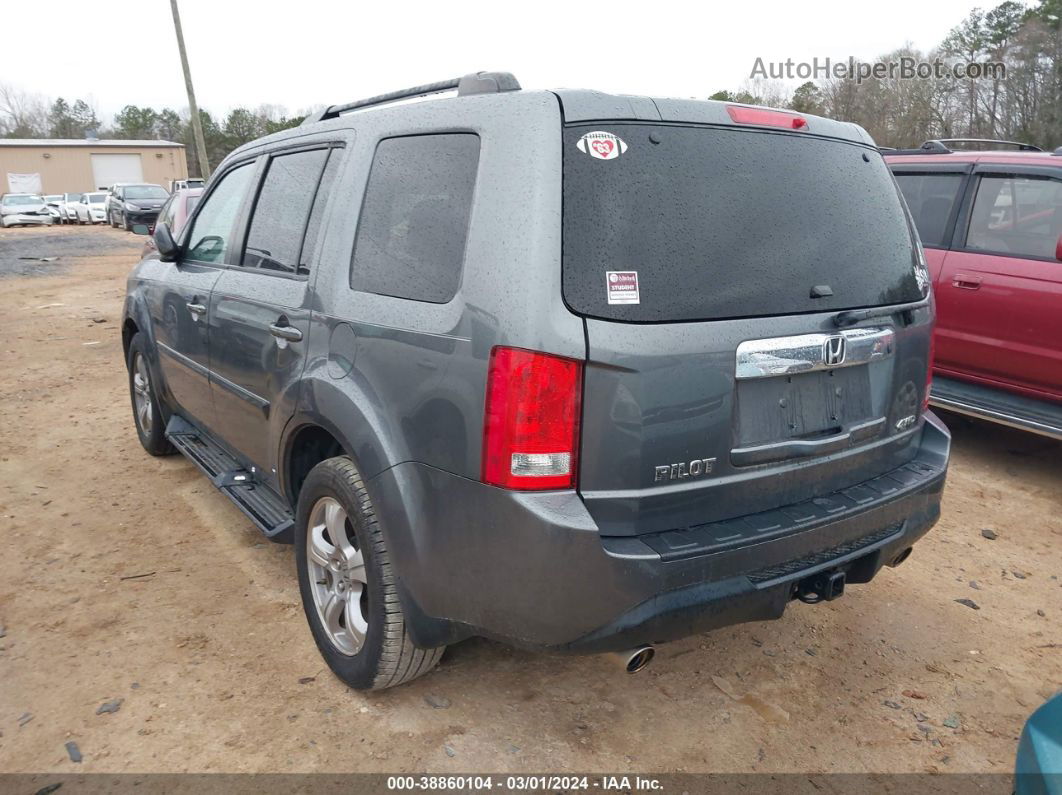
[{"xmin": 797, "ymin": 570, "xmax": 846, "ymax": 604}]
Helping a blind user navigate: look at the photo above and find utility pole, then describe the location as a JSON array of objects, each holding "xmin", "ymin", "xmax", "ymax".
[{"xmin": 169, "ymin": 0, "xmax": 211, "ymax": 177}]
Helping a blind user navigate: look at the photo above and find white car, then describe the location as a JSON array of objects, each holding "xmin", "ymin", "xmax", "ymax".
[
  {"xmin": 1, "ymin": 194, "xmax": 54, "ymax": 227},
  {"xmin": 75, "ymin": 192, "xmax": 109, "ymax": 225},
  {"xmin": 60, "ymin": 192, "xmax": 85, "ymax": 224}
]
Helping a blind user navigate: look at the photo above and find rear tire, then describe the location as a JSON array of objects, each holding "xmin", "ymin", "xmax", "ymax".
[
  {"xmin": 295, "ymin": 456, "xmax": 444, "ymax": 690},
  {"xmin": 126, "ymin": 332, "xmax": 174, "ymax": 456}
]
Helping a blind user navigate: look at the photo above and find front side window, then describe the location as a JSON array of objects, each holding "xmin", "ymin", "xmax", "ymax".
[
  {"xmin": 350, "ymin": 133, "xmax": 480, "ymax": 303},
  {"xmin": 157, "ymin": 195, "xmax": 176, "ymax": 228},
  {"xmin": 965, "ymin": 175, "xmax": 1062, "ymax": 260},
  {"xmin": 184, "ymin": 163, "xmax": 255, "ymax": 264},
  {"xmin": 242, "ymin": 148, "xmax": 330, "ymax": 274}
]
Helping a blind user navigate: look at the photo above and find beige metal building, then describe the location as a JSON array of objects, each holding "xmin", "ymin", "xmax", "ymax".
[{"xmin": 0, "ymin": 139, "xmax": 188, "ymax": 195}]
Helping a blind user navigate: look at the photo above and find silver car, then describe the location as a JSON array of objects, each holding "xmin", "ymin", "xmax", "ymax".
[{"xmin": 1, "ymin": 194, "xmax": 54, "ymax": 227}]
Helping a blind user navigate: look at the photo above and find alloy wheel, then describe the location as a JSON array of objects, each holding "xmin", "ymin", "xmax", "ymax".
[
  {"xmin": 306, "ymin": 496, "xmax": 369, "ymax": 656},
  {"xmin": 131, "ymin": 352, "xmax": 153, "ymax": 436}
]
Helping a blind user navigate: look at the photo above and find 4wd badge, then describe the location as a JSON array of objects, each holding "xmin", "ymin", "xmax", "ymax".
[{"xmin": 577, "ymin": 131, "xmax": 628, "ymax": 160}]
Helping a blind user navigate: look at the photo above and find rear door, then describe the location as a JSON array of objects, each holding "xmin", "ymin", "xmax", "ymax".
[
  {"xmin": 207, "ymin": 144, "xmax": 341, "ymax": 481},
  {"xmin": 935, "ymin": 167, "xmax": 1062, "ymax": 400},
  {"xmin": 563, "ymin": 122, "xmax": 932, "ymax": 536}
]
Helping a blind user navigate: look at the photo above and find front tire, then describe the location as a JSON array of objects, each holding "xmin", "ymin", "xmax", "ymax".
[
  {"xmin": 126, "ymin": 333, "xmax": 174, "ymax": 456},
  {"xmin": 295, "ymin": 456, "xmax": 444, "ymax": 690}
]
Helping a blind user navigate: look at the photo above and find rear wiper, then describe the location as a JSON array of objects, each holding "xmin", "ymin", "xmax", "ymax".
[{"xmin": 832, "ymin": 296, "xmax": 930, "ymax": 328}]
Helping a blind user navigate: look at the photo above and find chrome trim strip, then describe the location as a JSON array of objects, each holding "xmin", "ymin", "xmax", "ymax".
[{"xmin": 736, "ymin": 326, "xmax": 895, "ymax": 380}]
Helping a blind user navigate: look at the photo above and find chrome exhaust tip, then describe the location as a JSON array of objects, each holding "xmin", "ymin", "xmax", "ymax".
[{"xmin": 615, "ymin": 645, "xmax": 655, "ymax": 673}]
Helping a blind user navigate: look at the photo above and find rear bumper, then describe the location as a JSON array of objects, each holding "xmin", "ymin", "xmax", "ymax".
[{"xmin": 372, "ymin": 412, "xmax": 950, "ymax": 653}]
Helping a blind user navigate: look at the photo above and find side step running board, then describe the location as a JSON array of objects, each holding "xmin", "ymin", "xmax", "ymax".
[
  {"xmin": 165, "ymin": 416, "xmax": 295, "ymax": 541},
  {"xmin": 931, "ymin": 375, "xmax": 1062, "ymax": 440}
]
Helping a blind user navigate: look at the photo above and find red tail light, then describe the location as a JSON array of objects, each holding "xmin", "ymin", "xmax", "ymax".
[
  {"xmin": 482, "ymin": 347, "xmax": 583, "ymax": 490},
  {"xmin": 726, "ymin": 105, "xmax": 808, "ymax": 130}
]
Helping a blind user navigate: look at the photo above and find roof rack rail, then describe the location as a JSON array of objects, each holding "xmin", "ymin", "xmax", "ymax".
[
  {"xmin": 302, "ymin": 71, "xmax": 521, "ymax": 126},
  {"xmin": 881, "ymin": 140, "xmax": 952, "ymax": 155},
  {"xmin": 930, "ymin": 138, "xmax": 1043, "ymax": 152}
]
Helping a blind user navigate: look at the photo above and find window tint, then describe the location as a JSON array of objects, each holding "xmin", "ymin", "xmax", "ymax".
[
  {"xmin": 563, "ymin": 124, "xmax": 921, "ymax": 322},
  {"xmin": 965, "ymin": 175, "xmax": 1062, "ymax": 260},
  {"xmin": 243, "ymin": 148, "xmax": 330, "ymax": 274},
  {"xmin": 893, "ymin": 172, "xmax": 965, "ymax": 248},
  {"xmin": 185, "ymin": 162, "xmax": 255, "ymax": 264},
  {"xmin": 298, "ymin": 149, "xmax": 341, "ymax": 275},
  {"xmin": 351, "ymin": 134, "xmax": 480, "ymax": 303}
]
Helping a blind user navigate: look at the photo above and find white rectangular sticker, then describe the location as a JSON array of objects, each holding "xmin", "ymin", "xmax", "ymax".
[{"xmin": 606, "ymin": 271, "xmax": 640, "ymax": 305}]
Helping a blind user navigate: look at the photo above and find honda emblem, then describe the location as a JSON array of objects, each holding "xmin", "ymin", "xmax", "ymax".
[{"xmin": 824, "ymin": 335, "xmax": 846, "ymax": 367}]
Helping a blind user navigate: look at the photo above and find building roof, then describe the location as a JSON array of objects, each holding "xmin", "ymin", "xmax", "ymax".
[{"xmin": 0, "ymin": 139, "xmax": 185, "ymax": 148}]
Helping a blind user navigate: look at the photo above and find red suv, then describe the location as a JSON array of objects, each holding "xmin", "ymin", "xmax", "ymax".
[{"xmin": 886, "ymin": 139, "xmax": 1062, "ymax": 439}]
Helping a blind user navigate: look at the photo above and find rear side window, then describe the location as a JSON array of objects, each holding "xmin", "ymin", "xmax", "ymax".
[
  {"xmin": 965, "ymin": 174, "xmax": 1062, "ymax": 260},
  {"xmin": 351, "ymin": 134, "xmax": 480, "ymax": 303},
  {"xmin": 893, "ymin": 172, "xmax": 965, "ymax": 247},
  {"xmin": 563, "ymin": 124, "xmax": 922, "ymax": 322},
  {"xmin": 243, "ymin": 148, "xmax": 330, "ymax": 274}
]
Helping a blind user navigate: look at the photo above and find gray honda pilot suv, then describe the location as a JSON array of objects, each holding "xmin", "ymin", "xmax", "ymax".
[{"xmin": 121, "ymin": 71, "xmax": 950, "ymax": 690}]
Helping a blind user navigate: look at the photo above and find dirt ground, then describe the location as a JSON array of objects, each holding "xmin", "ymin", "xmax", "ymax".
[{"xmin": 0, "ymin": 225, "xmax": 1059, "ymax": 775}]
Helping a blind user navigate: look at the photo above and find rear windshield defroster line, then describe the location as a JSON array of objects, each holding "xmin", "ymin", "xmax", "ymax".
[{"xmin": 562, "ymin": 123, "xmax": 922, "ymax": 323}]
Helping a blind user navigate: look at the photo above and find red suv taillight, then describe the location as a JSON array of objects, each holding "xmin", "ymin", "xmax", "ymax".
[
  {"xmin": 482, "ymin": 346, "xmax": 583, "ymax": 490},
  {"xmin": 726, "ymin": 105, "xmax": 808, "ymax": 130}
]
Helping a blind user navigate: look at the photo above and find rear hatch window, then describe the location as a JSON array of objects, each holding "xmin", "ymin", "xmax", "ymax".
[{"xmin": 562, "ymin": 124, "xmax": 922, "ymax": 322}]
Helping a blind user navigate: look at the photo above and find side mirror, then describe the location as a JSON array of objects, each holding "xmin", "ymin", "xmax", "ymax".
[
  {"xmin": 1056, "ymin": 233, "xmax": 1062, "ymax": 262},
  {"xmin": 131, "ymin": 223, "xmax": 150, "ymax": 236},
  {"xmin": 154, "ymin": 222, "xmax": 178, "ymax": 262}
]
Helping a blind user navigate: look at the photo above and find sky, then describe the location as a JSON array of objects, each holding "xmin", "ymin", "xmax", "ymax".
[{"xmin": 2, "ymin": 0, "xmax": 989, "ymax": 121}]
